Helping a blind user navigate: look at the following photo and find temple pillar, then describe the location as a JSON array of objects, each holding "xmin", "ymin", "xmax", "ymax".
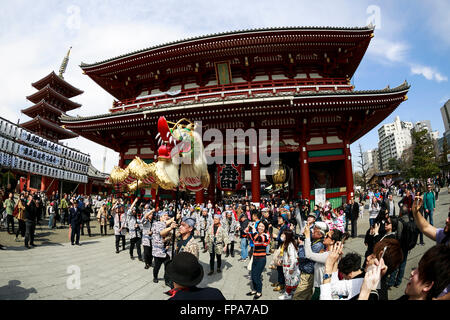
[
  {"xmin": 344, "ymin": 141, "xmax": 354, "ymax": 201},
  {"xmin": 195, "ymin": 190, "xmax": 205, "ymax": 205},
  {"xmin": 251, "ymin": 145, "xmax": 260, "ymax": 205},
  {"xmin": 118, "ymin": 152, "xmax": 125, "ymax": 168},
  {"xmin": 300, "ymin": 144, "xmax": 310, "ymax": 201}
]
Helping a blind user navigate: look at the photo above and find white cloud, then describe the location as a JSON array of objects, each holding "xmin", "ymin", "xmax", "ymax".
[
  {"xmin": 368, "ymin": 37, "xmax": 409, "ymax": 63},
  {"xmin": 410, "ymin": 64, "xmax": 448, "ymax": 82}
]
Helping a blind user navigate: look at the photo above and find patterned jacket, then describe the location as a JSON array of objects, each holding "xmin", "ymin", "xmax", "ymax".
[
  {"xmin": 176, "ymin": 234, "xmax": 199, "ymax": 259},
  {"xmin": 196, "ymin": 214, "xmax": 212, "ymax": 237},
  {"xmin": 205, "ymin": 224, "xmax": 230, "ymax": 255},
  {"xmin": 151, "ymin": 220, "xmax": 174, "ymax": 258},
  {"xmin": 141, "ymin": 218, "xmax": 153, "ymax": 247},
  {"xmin": 113, "ymin": 209, "xmax": 127, "ymax": 236},
  {"xmin": 222, "ymin": 217, "xmax": 239, "ymax": 242},
  {"xmin": 126, "ymin": 212, "xmax": 143, "ymax": 239}
]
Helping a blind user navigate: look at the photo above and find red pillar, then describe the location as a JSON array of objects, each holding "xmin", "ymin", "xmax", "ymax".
[
  {"xmin": 251, "ymin": 145, "xmax": 260, "ymax": 205},
  {"xmin": 344, "ymin": 142, "xmax": 354, "ymax": 201},
  {"xmin": 300, "ymin": 144, "xmax": 310, "ymax": 201},
  {"xmin": 195, "ymin": 190, "xmax": 205, "ymax": 205},
  {"xmin": 118, "ymin": 152, "xmax": 125, "ymax": 168}
]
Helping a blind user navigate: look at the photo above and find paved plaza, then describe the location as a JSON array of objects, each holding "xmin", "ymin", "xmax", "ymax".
[{"xmin": 0, "ymin": 192, "xmax": 448, "ymax": 300}]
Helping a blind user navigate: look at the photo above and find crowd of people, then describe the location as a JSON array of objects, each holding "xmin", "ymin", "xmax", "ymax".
[{"xmin": 1, "ymin": 179, "xmax": 449, "ymax": 301}]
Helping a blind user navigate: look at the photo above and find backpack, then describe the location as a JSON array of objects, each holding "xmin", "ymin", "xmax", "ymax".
[{"xmin": 399, "ymin": 216, "xmax": 420, "ymax": 251}]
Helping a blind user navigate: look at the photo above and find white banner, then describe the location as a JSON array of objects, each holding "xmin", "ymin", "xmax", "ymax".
[{"xmin": 315, "ymin": 188, "xmax": 326, "ymax": 208}]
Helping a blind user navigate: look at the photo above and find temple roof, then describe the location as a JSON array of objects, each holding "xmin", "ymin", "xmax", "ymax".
[
  {"xmin": 21, "ymin": 116, "xmax": 78, "ymax": 140},
  {"xmin": 80, "ymin": 26, "xmax": 375, "ymax": 100},
  {"xmin": 21, "ymin": 100, "xmax": 64, "ymax": 118},
  {"xmin": 88, "ymin": 163, "xmax": 109, "ymax": 181},
  {"xmin": 81, "ymin": 26, "xmax": 374, "ymax": 68},
  {"xmin": 60, "ymin": 82, "xmax": 409, "ymax": 123},
  {"xmin": 32, "ymin": 71, "xmax": 84, "ymax": 98},
  {"xmin": 26, "ymin": 84, "xmax": 82, "ymax": 112}
]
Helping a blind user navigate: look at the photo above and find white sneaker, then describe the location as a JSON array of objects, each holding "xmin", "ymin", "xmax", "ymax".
[{"xmin": 278, "ymin": 293, "xmax": 292, "ymax": 300}]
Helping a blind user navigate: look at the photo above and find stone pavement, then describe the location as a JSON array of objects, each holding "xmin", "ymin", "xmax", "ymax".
[{"xmin": 0, "ymin": 191, "xmax": 448, "ymax": 300}]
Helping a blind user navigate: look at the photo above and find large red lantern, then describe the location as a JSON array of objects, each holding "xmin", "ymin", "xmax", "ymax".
[{"xmin": 217, "ymin": 164, "xmax": 244, "ymax": 191}]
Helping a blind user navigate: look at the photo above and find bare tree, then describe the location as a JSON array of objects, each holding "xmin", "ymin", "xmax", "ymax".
[{"xmin": 357, "ymin": 143, "xmax": 369, "ymax": 190}]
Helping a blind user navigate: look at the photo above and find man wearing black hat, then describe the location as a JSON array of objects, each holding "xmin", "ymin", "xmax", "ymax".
[{"xmin": 167, "ymin": 252, "xmax": 226, "ymax": 300}]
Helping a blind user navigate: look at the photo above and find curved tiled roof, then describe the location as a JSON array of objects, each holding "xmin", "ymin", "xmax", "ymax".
[
  {"xmin": 26, "ymin": 84, "xmax": 82, "ymax": 111},
  {"xmin": 80, "ymin": 25, "xmax": 374, "ymax": 68},
  {"xmin": 293, "ymin": 81, "xmax": 410, "ymax": 97},
  {"xmin": 21, "ymin": 116, "xmax": 79, "ymax": 139},
  {"xmin": 60, "ymin": 81, "xmax": 408, "ymax": 123},
  {"xmin": 32, "ymin": 71, "xmax": 84, "ymax": 98}
]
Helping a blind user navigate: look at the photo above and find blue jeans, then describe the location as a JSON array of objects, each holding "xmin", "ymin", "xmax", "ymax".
[
  {"xmin": 240, "ymin": 238, "xmax": 248, "ymax": 260},
  {"xmin": 388, "ymin": 252, "xmax": 408, "ymax": 287},
  {"xmin": 251, "ymin": 257, "xmax": 266, "ymax": 293},
  {"xmin": 425, "ymin": 209, "xmax": 434, "ymax": 226},
  {"xmin": 369, "ymin": 218, "xmax": 376, "ymax": 227},
  {"xmin": 48, "ymin": 215, "xmax": 54, "ymax": 228}
]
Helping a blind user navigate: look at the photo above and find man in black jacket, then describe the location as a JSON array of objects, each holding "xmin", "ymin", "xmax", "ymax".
[
  {"xmin": 349, "ymin": 199, "xmax": 360, "ymax": 238},
  {"xmin": 81, "ymin": 203, "xmax": 92, "ymax": 237},
  {"xmin": 381, "ymin": 193, "xmax": 396, "ymax": 217},
  {"xmin": 24, "ymin": 195, "xmax": 38, "ymax": 249},
  {"xmin": 69, "ymin": 201, "xmax": 82, "ymax": 245}
]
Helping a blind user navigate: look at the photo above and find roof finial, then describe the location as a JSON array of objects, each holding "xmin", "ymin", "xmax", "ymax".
[{"xmin": 58, "ymin": 46, "xmax": 72, "ymax": 79}]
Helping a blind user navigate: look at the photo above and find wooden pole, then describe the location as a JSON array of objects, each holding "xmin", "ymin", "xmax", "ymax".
[{"xmin": 171, "ymin": 165, "xmax": 182, "ymax": 259}]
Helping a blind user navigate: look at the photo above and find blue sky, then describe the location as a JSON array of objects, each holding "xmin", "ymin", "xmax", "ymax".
[{"xmin": 0, "ymin": 0, "xmax": 449, "ymax": 173}]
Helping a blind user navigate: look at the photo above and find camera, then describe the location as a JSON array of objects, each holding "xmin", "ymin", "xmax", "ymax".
[{"xmin": 297, "ymin": 234, "xmax": 306, "ymax": 241}]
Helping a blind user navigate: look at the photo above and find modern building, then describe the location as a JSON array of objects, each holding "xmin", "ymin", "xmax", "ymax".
[
  {"xmin": 438, "ymin": 100, "xmax": 450, "ymax": 154},
  {"xmin": 440, "ymin": 100, "xmax": 450, "ymax": 133},
  {"xmin": 414, "ymin": 120, "xmax": 439, "ymax": 141},
  {"xmin": 363, "ymin": 148, "xmax": 380, "ymax": 171},
  {"xmin": 378, "ymin": 116, "xmax": 413, "ymax": 170},
  {"xmin": 61, "ymin": 26, "xmax": 409, "ymax": 207}
]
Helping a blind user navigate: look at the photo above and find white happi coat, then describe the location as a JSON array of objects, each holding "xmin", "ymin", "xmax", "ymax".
[
  {"xmin": 113, "ymin": 208, "xmax": 127, "ymax": 236},
  {"xmin": 141, "ymin": 218, "xmax": 152, "ymax": 247},
  {"xmin": 222, "ymin": 216, "xmax": 239, "ymax": 242},
  {"xmin": 196, "ymin": 213, "xmax": 212, "ymax": 238},
  {"xmin": 126, "ymin": 211, "xmax": 143, "ymax": 239}
]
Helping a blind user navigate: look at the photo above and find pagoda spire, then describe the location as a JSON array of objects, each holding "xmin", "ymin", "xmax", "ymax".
[{"xmin": 58, "ymin": 46, "xmax": 72, "ymax": 79}]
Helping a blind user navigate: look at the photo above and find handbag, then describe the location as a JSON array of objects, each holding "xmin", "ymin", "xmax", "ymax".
[
  {"xmin": 12, "ymin": 206, "xmax": 19, "ymax": 218},
  {"xmin": 274, "ymin": 248, "xmax": 283, "ymax": 267}
]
